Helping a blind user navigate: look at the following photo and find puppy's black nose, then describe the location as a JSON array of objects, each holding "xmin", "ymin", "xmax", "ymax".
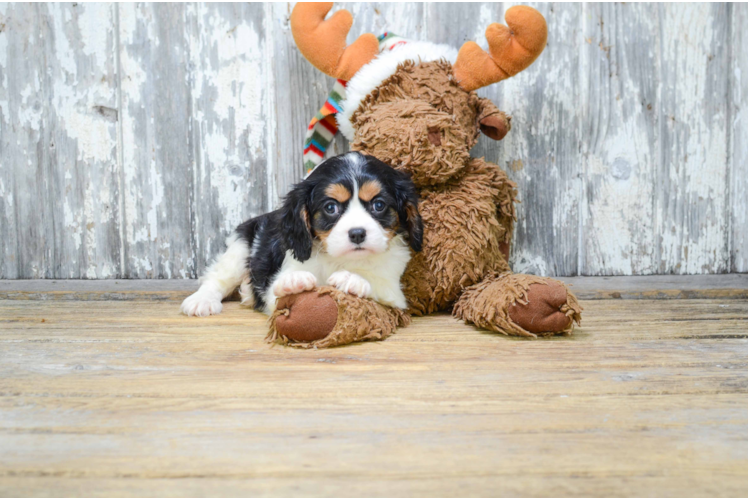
[{"xmin": 348, "ymin": 228, "xmax": 366, "ymax": 244}]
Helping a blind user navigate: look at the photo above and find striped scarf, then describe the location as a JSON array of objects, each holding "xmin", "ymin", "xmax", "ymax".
[
  {"xmin": 303, "ymin": 32, "xmax": 408, "ymax": 175},
  {"xmin": 303, "ymin": 79, "xmax": 347, "ymax": 174}
]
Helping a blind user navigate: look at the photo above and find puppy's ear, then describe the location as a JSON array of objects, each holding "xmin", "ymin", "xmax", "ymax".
[
  {"xmin": 394, "ymin": 172, "xmax": 423, "ymax": 252},
  {"xmin": 280, "ymin": 183, "xmax": 313, "ymax": 262}
]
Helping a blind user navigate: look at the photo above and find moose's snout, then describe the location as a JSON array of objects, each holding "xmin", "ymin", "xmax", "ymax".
[{"xmin": 427, "ymin": 126, "xmax": 442, "ymax": 146}]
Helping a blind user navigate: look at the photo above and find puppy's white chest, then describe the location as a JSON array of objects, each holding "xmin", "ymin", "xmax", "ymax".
[
  {"xmin": 311, "ymin": 242, "xmax": 406, "ymax": 285},
  {"xmin": 271, "ymin": 238, "xmax": 412, "ymax": 311}
]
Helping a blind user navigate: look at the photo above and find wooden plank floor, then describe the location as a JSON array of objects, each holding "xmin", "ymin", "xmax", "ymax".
[{"xmin": 1, "ymin": 279, "xmax": 748, "ymax": 496}]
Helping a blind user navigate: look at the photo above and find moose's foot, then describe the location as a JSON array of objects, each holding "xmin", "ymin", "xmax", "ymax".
[
  {"xmin": 267, "ymin": 287, "xmax": 409, "ymax": 348},
  {"xmin": 453, "ymin": 272, "xmax": 582, "ymax": 337}
]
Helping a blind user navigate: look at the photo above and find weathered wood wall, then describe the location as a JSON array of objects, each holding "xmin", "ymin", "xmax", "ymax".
[{"xmin": 0, "ymin": 3, "xmax": 745, "ymax": 279}]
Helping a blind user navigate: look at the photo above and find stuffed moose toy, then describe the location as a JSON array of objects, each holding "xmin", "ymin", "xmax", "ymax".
[{"xmin": 266, "ymin": 2, "xmax": 582, "ymax": 348}]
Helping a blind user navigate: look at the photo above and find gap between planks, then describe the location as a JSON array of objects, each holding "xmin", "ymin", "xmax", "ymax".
[{"xmin": 0, "ymin": 274, "xmax": 746, "ymax": 301}]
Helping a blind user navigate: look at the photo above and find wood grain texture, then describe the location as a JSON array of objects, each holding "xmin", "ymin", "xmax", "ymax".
[
  {"xmin": 0, "ymin": 2, "xmax": 744, "ymax": 278},
  {"xmin": 267, "ymin": 2, "xmax": 331, "ymax": 203},
  {"xmin": 732, "ymin": 4, "xmax": 748, "ymax": 273},
  {"xmin": 657, "ymin": 4, "xmax": 731, "ymax": 275},
  {"xmin": 492, "ymin": 2, "xmax": 583, "ymax": 277},
  {"xmin": 2, "ymin": 274, "xmax": 748, "ymax": 301},
  {"xmin": 118, "ymin": 3, "xmax": 196, "ymax": 278},
  {"xmin": 580, "ymin": 3, "xmax": 660, "ymax": 276},
  {"xmin": 1, "ymin": 297, "xmax": 747, "ymax": 496},
  {"xmin": 184, "ymin": 3, "xmax": 270, "ymax": 275},
  {"xmin": 0, "ymin": 4, "xmax": 122, "ymax": 279}
]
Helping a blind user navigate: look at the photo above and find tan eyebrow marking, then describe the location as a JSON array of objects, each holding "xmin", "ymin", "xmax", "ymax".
[
  {"xmin": 358, "ymin": 180, "xmax": 382, "ymax": 202},
  {"xmin": 325, "ymin": 183, "xmax": 351, "ymax": 203}
]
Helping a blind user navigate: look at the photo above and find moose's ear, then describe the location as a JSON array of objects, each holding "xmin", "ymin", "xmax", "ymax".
[
  {"xmin": 290, "ymin": 2, "xmax": 379, "ymax": 81},
  {"xmin": 453, "ymin": 6, "xmax": 547, "ymax": 92},
  {"xmin": 280, "ymin": 183, "xmax": 313, "ymax": 262},
  {"xmin": 477, "ymin": 98, "xmax": 511, "ymax": 141}
]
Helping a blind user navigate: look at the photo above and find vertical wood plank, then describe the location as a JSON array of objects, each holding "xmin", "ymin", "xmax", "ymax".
[
  {"xmin": 445, "ymin": 3, "xmax": 584, "ymax": 277},
  {"xmin": 0, "ymin": 4, "xmax": 55, "ymax": 279},
  {"xmin": 118, "ymin": 3, "xmax": 195, "ymax": 278},
  {"xmin": 731, "ymin": 4, "xmax": 748, "ymax": 273},
  {"xmin": 184, "ymin": 3, "xmax": 269, "ymax": 275},
  {"xmin": 267, "ymin": 2, "xmax": 333, "ymax": 207},
  {"xmin": 657, "ymin": 3, "xmax": 730, "ymax": 274},
  {"xmin": 0, "ymin": 2, "xmax": 30, "ymax": 279},
  {"xmin": 44, "ymin": 3, "xmax": 122, "ymax": 278},
  {"xmin": 0, "ymin": 3, "xmax": 121, "ymax": 278},
  {"xmin": 580, "ymin": 4, "xmax": 660, "ymax": 275}
]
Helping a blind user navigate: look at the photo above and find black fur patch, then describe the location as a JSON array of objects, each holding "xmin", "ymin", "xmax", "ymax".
[{"xmin": 233, "ymin": 152, "xmax": 422, "ymax": 311}]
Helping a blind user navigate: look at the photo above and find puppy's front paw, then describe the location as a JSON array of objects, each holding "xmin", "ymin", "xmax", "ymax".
[
  {"xmin": 181, "ymin": 290, "xmax": 223, "ymax": 317},
  {"xmin": 273, "ymin": 271, "xmax": 318, "ymax": 297},
  {"xmin": 327, "ymin": 271, "xmax": 371, "ymax": 298}
]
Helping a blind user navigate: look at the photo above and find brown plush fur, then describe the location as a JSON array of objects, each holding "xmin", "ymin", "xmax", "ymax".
[
  {"xmin": 454, "ymin": 272, "xmax": 582, "ymax": 338},
  {"xmin": 364, "ymin": 65, "xmax": 580, "ymax": 335},
  {"xmin": 269, "ymin": 6, "xmax": 582, "ymax": 348},
  {"xmin": 400, "ymin": 158, "xmax": 515, "ymax": 315},
  {"xmin": 268, "ymin": 287, "xmax": 409, "ymax": 349}
]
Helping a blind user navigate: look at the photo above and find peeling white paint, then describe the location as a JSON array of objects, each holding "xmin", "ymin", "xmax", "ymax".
[
  {"xmin": 1, "ymin": 3, "xmax": 744, "ymax": 278},
  {"xmin": 18, "ymin": 83, "xmax": 43, "ymax": 132},
  {"xmin": 658, "ymin": 3, "xmax": 730, "ymax": 274},
  {"xmin": 263, "ymin": 3, "xmax": 280, "ymax": 213},
  {"xmin": 77, "ymin": 4, "xmax": 111, "ymax": 61},
  {"xmin": 0, "ymin": 7, "xmax": 8, "ymax": 93},
  {"xmin": 0, "ymin": 179, "xmax": 11, "ymax": 208},
  {"xmin": 477, "ymin": 5, "xmax": 495, "ymax": 43},
  {"xmin": 731, "ymin": 7, "xmax": 748, "ymax": 272},
  {"xmin": 194, "ymin": 9, "xmax": 265, "ymax": 234},
  {"xmin": 510, "ymin": 249, "xmax": 549, "ymax": 276},
  {"xmin": 146, "ymin": 161, "xmax": 163, "ymax": 242}
]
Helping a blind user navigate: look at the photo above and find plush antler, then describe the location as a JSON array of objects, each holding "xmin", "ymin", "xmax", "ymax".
[
  {"xmin": 290, "ymin": 2, "xmax": 379, "ymax": 81},
  {"xmin": 453, "ymin": 6, "xmax": 548, "ymax": 92}
]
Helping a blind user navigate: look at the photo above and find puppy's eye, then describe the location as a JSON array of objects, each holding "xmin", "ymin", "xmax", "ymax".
[
  {"xmin": 372, "ymin": 199, "xmax": 386, "ymax": 213},
  {"xmin": 324, "ymin": 201, "xmax": 340, "ymax": 215}
]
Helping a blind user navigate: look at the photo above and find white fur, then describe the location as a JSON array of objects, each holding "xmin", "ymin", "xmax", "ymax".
[
  {"xmin": 327, "ymin": 270, "xmax": 372, "ymax": 298},
  {"xmin": 337, "ymin": 41, "xmax": 459, "ymax": 140},
  {"xmin": 264, "ymin": 234, "xmax": 411, "ymax": 314},
  {"xmin": 180, "ymin": 233, "xmax": 250, "ymax": 317},
  {"xmin": 272, "ymin": 270, "xmax": 318, "ymax": 297}
]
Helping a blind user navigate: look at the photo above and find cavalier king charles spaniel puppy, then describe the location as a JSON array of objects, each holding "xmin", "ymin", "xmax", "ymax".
[{"xmin": 181, "ymin": 152, "xmax": 423, "ymax": 317}]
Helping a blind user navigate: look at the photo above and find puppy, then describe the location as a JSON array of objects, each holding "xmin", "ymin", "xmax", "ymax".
[{"xmin": 181, "ymin": 152, "xmax": 423, "ymax": 317}]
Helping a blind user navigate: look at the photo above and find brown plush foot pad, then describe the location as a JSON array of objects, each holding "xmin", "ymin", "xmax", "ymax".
[
  {"xmin": 507, "ymin": 282, "xmax": 573, "ymax": 334},
  {"xmin": 275, "ymin": 291, "xmax": 339, "ymax": 342},
  {"xmin": 453, "ymin": 272, "xmax": 583, "ymax": 337},
  {"xmin": 267, "ymin": 287, "xmax": 411, "ymax": 349}
]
